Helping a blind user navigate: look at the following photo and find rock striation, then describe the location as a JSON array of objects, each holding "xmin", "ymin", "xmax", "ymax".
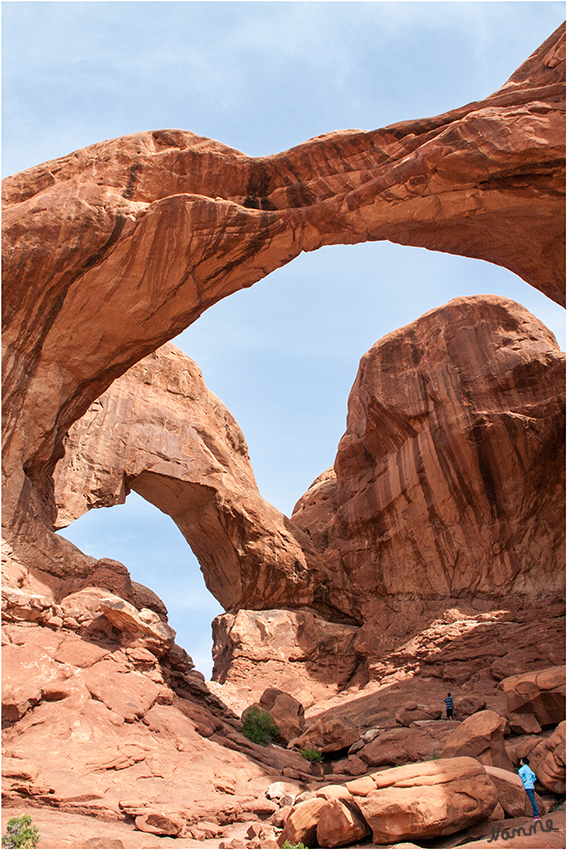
[
  {"xmin": 53, "ymin": 295, "xmax": 565, "ymax": 677},
  {"xmin": 2, "ymin": 26, "xmax": 566, "ymax": 849}
]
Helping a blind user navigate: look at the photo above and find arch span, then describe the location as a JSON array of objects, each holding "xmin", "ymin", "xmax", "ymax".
[{"xmin": 2, "ymin": 24, "xmax": 565, "ymax": 581}]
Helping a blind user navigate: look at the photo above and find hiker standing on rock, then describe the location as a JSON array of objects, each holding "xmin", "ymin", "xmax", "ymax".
[
  {"xmin": 444, "ymin": 692, "xmax": 454, "ymax": 720},
  {"xmin": 518, "ymin": 757, "xmax": 540, "ymax": 819}
]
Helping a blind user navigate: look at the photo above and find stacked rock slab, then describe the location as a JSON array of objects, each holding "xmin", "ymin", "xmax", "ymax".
[
  {"xmin": 441, "ymin": 710, "xmax": 514, "ymax": 771},
  {"xmin": 277, "ymin": 758, "xmax": 498, "ymax": 847}
]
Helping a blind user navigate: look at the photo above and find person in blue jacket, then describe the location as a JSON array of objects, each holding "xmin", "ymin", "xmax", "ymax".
[
  {"xmin": 443, "ymin": 692, "xmax": 454, "ymax": 719},
  {"xmin": 518, "ymin": 757, "xmax": 540, "ymax": 819}
]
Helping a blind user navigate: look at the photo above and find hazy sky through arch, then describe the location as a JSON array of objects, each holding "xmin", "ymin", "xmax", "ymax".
[{"xmin": 5, "ymin": 0, "xmax": 565, "ymax": 678}]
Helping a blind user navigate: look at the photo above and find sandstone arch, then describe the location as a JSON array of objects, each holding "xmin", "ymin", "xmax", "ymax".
[
  {"xmin": 2, "ymin": 24, "xmax": 565, "ymax": 590},
  {"xmin": 53, "ymin": 295, "xmax": 565, "ymax": 659},
  {"xmin": 52, "ymin": 342, "xmax": 351, "ymax": 618}
]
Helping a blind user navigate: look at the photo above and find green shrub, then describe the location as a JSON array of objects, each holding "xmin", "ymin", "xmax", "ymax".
[
  {"xmin": 549, "ymin": 798, "xmax": 565, "ymax": 812},
  {"xmin": 300, "ymin": 748, "xmax": 322, "ymax": 763},
  {"xmin": 283, "ymin": 841, "xmax": 307, "ymax": 849},
  {"xmin": 2, "ymin": 815, "xmax": 40, "ymax": 849},
  {"xmin": 242, "ymin": 706, "xmax": 280, "ymax": 746}
]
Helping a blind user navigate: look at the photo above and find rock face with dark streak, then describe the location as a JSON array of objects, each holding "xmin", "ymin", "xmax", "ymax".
[
  {"xmin": 2, "ymin": 26, "xmax": 564, "ymax": 593},
  {"xmin": 292, "ymin": 295, "xmax": 565, "ymax": 657}
]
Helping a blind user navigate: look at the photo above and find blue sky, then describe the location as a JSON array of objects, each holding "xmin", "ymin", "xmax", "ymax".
[{"xmin": 3, "ymin": 1, "xmax": 565, "ymax": 677}]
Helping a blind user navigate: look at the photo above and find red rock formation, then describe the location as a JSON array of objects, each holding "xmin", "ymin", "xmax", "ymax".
[
  {"xmin": 293, "ymin": 295, "xmax": 565, "ymax": 655},
  {"xmin": 2, "ymin": 26, "xmax": 564, "ymax": 593},
  {"xmin": 441, "ymin": 709, "xmax": 514, "ymax": 771},
  {"xmin": 53, "ymin": 295, "xmax": 565, "ymax": 665},
  {"xmin": 351, "ymin": 757, "xmax": 498, "ymax": 843},
  {"xmin": 2, "ymin": 28, "xmax": 566, "ymax": 847},
  {"xmin": 500, "ymin": 666, "xmax": 566, "ymax": 728},
  {"xmin": 316, "ymin": 799, "xmax": 370, "ymax": 848},
  {"xmin": 484, "ymin": 765, "xmax": 547, "ymax": 819},
  {"xmin": 52, "ymin": 342, "xmax": 334, "ymax": 614}
]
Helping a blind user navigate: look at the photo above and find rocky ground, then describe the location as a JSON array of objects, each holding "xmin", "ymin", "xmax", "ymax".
[{"xmin": 2, "ymin": 578, "xmax": 565, "ymax": 849}]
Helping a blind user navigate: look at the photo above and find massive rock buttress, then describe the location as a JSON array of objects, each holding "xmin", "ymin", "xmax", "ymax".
[
  {"xmin": 292, "ymin": 295, "xmax": 565, "ymax": 658},
  {"xmin": 1, "ymin": 25, "xmax": 564, "ymax": 584}
]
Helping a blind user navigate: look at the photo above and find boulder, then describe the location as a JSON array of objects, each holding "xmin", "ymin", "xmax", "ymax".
[
  {"xmin": 259, "ymin": 688, "xmax": 305, "ymax": 743},
  {"xmin": 354, "ymin": 757, "xmax": 498, "ymax": 843},
  {"xmin": 529, "ymin": 721, "xmax": 566, "ymax": 794},
  {"xmin": 454, "ymin": 695, "xmax": 487, "ymax": 720},
  {"xmin": 134, "ymin": 812, "xmax": 184, "ymax": 836},
  {"xmin": 505, "ymin": 732, "xmax": 553, "ymax": 766},
  {"xmin": 330, "ymin": 754, "xmax": 368, "ymax": 777},
  {"xmin": 316, "ymin": 799, "xmax": 370, "ymax": 848},
  {"xmin": 291, "ymin": 715, "xmax": 359, "ymax": 755},
  {"xmin": 484, "ymin": 764, "xmax": 547, "ymax": 817},
  {"xmin": 441, "ymin": 710, "xmax": 513, "ymax": 771},
  {"xmin": 396, "ymin": 703, "xmax": 442, "ymax": 726},
  {"xmin": 359, "ymin": 722, "xmax": 456, "ymax": 768},
  {"xmin": 500, "ymin": 666, "xmax": 566, "ymax": 727},
  {"xmin": 508, "ymin": 711, "xmax": 543, "ymax": 735},
  {"xmin": 277, "ymin": 797, "xmax": 327, "ymax": 848},
  {"xmin": 315, "ymin": 784, "xmax": 352, "ymax": 802},
  {"xmin": 100, "ymin": 596, "xmax": 176, "ymax": 656}
]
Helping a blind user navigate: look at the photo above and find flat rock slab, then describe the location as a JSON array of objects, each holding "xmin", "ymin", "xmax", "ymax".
[{"xmin": 80, "ymin": 658, "xmax": 162, "ymax": 721}]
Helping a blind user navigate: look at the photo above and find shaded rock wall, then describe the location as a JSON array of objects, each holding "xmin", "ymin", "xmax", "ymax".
[{"xmin": 2, "ymin": 25, "xmax": 565, "ymax": 589}]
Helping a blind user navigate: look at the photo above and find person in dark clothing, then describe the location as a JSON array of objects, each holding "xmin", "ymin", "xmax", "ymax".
[
  {"xmin": 518, "ymin": 757, "xmax": 540, "ymax": 819},
  {"xmin": 444, "ymin": 692, "xmax": 454, "ymax": 719}
]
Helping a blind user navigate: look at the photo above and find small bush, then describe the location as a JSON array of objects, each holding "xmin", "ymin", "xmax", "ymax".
[
  {"xmin": 300, "ymin": 748, "xmax": 322, "ymax": 763},
  {"xmin": 283, "ymin": 841, "xmax": 307, "ymax": 849},
  {"xmin": 425, "ymin": 749, "xmax": 441, "ymax": 760},
  {"xmin": 549, "ymin": 798, "xmax": 565, "ymax": 812},
  {"xmin": 2, "ymin": 815, "xmax": 40, "ymax": 849},
  {"xmin": 242, "ymin": 706, "xmax": 280, "ymax": 746}
]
